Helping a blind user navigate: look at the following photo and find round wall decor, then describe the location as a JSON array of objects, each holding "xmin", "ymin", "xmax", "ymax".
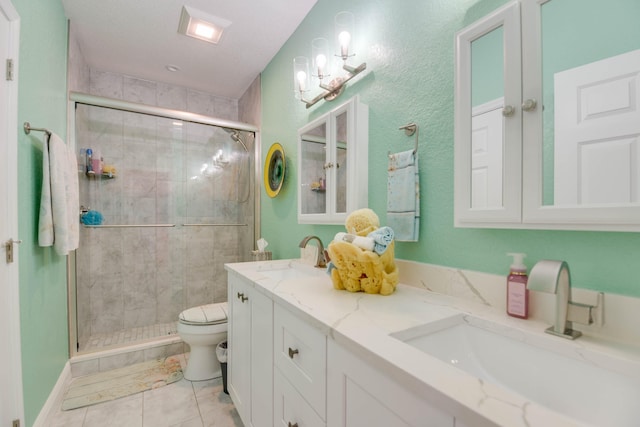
[{"xmin": 264, "ymin": 142, "xmax": 286, "ymax": 198}]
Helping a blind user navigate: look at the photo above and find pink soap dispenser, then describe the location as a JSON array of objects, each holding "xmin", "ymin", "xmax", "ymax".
[{"xmin": 506, "ymin": 253, "xmax": 529, "ymax": 319}]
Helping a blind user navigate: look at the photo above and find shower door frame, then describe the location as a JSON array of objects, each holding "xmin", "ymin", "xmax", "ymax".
[{"xmin": 66, "ymin": 91, "xmax": 261, "ymax": 357}]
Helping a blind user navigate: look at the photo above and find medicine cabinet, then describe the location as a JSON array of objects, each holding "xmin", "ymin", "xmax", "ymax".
[
  {"xmin": 454, "ymin": 0, "xmax": 640, "ymax": 232},
  {"xmin": 297, "ymin": 96, "xmax": 368, "ymax": 224}
]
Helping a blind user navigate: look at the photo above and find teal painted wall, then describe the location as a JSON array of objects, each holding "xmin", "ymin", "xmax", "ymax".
[
  {"xmin": 260, "ymin": 0, "xmax": 640, "ymax": 298},
  {"xmin": 14, "ymin": 0, "xmax": 69, "ymax": 424}
]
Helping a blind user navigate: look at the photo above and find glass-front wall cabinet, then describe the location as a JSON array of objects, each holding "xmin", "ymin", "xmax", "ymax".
[{"xmin": 298, "ymin": 96, "xmax": 368, "ymax": 224}]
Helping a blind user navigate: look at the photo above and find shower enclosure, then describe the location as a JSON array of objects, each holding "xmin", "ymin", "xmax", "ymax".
[{"xmin": 70, "ymin": 93, "xmax": 258, "ymax": 354}]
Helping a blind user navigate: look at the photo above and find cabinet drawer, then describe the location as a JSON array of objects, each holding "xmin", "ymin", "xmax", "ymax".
[
  {"xmin": 274, "ymin": 304, "xmax": 326, "ymax": 418},
  {"xmin": 274, "ymin": 368, "xmax": 325, "ymax": 427}
]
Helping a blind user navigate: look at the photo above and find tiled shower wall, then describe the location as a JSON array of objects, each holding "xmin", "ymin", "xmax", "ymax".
[{"xmin": 74, "ymin": 70, "xmax": 255, "ymax": 350}]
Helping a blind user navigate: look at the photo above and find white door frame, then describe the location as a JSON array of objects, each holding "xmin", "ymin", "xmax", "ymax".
[{"xmin": 0, "ymin": 0, "xmax": 24, "ymax": 425}]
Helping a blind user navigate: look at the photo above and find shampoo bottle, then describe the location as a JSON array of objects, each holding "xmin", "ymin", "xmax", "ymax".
[{"xmin": 506, "ymin": 253, "xmax": 529, "ymax": 319}]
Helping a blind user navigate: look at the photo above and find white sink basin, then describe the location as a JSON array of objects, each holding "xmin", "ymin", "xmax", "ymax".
[
  {"xmin": 391, "ymin": 314, "xmax": 640, "ymax": 426},
  {"xmin": 256, "ymin": 262, "xmax": 326, "ymax": 281}
]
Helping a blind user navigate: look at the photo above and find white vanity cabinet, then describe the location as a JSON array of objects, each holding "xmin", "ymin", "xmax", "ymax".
[
  {"xmin": 227, "ymin": 270, "xmax": 464, "ymax": 427},
  {"xmin": 297, "ymin": 95, "xmax": 368, "ymax": 225},
  {"xmin": 327, "ymin": 340, "xmax": 455, "ymax": 427},
  {"xmin": 227, "ymin": 275, "xmax": 273, "ymax": 427}
]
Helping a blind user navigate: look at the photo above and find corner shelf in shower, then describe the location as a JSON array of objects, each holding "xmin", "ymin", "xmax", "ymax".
[{"xmin": 84, "ymin": 172, "xmax": 116, "ymax": 179}]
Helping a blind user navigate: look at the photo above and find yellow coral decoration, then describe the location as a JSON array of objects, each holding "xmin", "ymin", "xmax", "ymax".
[{"xmin": 327, "ymin": 208, "xmax": 399, "ymax": 296}]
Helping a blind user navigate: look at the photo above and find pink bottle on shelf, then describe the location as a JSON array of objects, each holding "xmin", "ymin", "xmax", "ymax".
[{"xmin": 506, "ymin": 253, "xmax": 529, "ymax": 319}]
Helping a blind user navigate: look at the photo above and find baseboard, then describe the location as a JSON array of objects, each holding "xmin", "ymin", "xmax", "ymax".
[{"xmin": 32, "ymin": 361, "xmax": 71, "ymax": 427}]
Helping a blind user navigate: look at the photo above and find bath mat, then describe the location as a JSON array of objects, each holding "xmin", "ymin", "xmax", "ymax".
[{"xmin": 61, "ymin": 356, "xmax": 183, "ymax": 411}]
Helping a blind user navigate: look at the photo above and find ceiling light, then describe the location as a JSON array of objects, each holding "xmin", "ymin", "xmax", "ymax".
[
  {"xmin": 177, "ymin": 5, "xmax": 231, "ymax": 44},
  {"xmin": 166, "ymin": 64, "xmax": 180, "ymax": 72}
]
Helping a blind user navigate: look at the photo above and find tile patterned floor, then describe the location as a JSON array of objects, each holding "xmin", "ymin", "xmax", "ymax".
[
  {"xmin": 80, "ymin": 322, "xmax": 179, "ymax": 353},
  {"xmin": 47, "ymin": 354, "xmax": 242, "ymax": 427}
]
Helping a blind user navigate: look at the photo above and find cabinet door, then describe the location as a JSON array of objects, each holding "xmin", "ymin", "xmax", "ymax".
[
  {"xmin": 454, "ymin": 1, "xmax": 522, "ymax": 227},
  {"xmin": 228, "ymin": 278, "xmax": 252, "ymax": 425},
  {"xmin": 298, "ymin": 96, "xmax": 368, "ymax": 224},
  {"xmin": 299, "ymin": 118, "xmax": 329, "ymax": 218},
  {"xmin": 327, "ymin": 340, "xmax": 454, "ymax": 427},
  {"xmin": 250, "ymin": 289, "xmax": 274, "ymax": 427}
]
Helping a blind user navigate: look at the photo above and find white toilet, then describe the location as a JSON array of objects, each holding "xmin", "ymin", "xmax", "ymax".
[{"xmin": 177, "ymin": 302, "xmax": 228, "ymax": 381}]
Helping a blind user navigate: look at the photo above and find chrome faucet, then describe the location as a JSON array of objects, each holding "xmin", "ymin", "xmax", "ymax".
[
  {"xmin": 528, "ymin": 260, "xmax": 602, "ymax": 340},
  {"xmin": 298, "ymin": 235, "xmax": 326, "ymax": 268}
]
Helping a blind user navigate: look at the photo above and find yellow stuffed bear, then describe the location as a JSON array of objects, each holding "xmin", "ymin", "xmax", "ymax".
[{"xmin": 327, "ymin": 208, "xmax": 399, "ymax": 295}]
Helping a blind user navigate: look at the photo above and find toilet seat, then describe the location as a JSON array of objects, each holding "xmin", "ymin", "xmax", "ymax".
[{"xmin": 179, "ymin": 302, "xmax": 228, "ymax": 326}]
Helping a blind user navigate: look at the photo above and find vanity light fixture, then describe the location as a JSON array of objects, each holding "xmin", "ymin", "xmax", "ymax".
[
  {"xmin": 293, "ymin": 11, "xmax": 367, "ymax": 109},
  {"xmin": 177, "ymin": 5, "xmax": 231, "ymax": 44}
]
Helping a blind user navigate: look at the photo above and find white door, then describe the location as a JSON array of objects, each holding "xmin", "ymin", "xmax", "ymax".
[
  {"xmin": 471, "ymin": 98, "xmax": 504, "ymax": 209},
  {"xmin": 554, "ymin": 49, "xmax": 640, "ymax": 205},
  {"xmin": 0, "ymin": 1, "xmax": 23, "ymax": 426}
]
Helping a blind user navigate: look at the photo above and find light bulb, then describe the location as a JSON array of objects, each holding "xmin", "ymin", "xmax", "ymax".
[
  {"xmin": 296, "ymin": 70, "xmax": 307, "ymax": 91},
  {"xmin": 339, "ymin": 31, "xmax": 351, "ymax": 57},
  {"xmin": 316, "ymin": 54, "xmax": 327, "ymax": 77}
]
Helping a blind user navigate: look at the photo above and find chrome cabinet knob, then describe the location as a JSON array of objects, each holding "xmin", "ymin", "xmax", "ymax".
[
  {"xmin": 502, "ymin": 105, "xmax": 516, "ymax": 117},
  {"xmin": 522, "ymin": 98, "xmax": 537, "ymax": 111}
]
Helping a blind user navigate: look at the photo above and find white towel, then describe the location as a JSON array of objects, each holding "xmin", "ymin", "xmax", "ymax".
[
  {"xmin": 334, "ymin": 232, "xmax": 375, "ymax": 252},
  {"xmin": 387, "ymin": 149, "xmax": 420, "ymax": 241},
  {"xmin": 38, "ymin": 133, "xmax": 80, "ymax": 255}
]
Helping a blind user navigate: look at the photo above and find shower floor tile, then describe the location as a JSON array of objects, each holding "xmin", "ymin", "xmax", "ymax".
[{"xmin": 80, "ymin": 322, "xmax": 179, "ymax": 353}]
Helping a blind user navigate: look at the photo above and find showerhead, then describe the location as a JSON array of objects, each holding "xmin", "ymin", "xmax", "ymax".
[{"xmin": 222, "ymin": 128, "xmax": 248, "ymax": 152}]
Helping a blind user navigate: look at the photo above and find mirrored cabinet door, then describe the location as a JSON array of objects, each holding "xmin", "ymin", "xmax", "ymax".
[
  {"xmin": 521, "ymin": 0, "xmax": 640, "ymax": 230},
  {"xmin": 333, "ymin": 109, "xmax": 348, "ymax": 215},
  {"xmin": 454, "ymin": 1, "xmax": 522, "ymax": 226},
  {"xmin": 298, "ymin": 96, "xmax": 368, "ymax": 224},
  {"xmin": 299, "ymin": 119, "xmax": 328, "ymax": 216}
]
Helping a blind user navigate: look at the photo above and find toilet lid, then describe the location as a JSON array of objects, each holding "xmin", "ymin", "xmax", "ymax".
[{"xmin": 179, "ymin": 302, "xmax": 228, "ymax": 326}]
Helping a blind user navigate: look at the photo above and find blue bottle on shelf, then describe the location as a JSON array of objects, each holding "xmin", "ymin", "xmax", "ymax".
[{"xmin": 86, "ymin": 148, "xmax": 94, "ymax": 174}]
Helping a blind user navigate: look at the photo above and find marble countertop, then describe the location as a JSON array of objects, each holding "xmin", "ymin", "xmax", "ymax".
[{"xmin": 225, "ymin": 259, "xmax": 640, "ymax": 427}]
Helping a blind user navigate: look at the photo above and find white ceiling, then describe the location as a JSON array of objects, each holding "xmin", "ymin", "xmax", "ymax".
[{"xmin": 62, "ymin": 0, "xmax": 317, "ymax": 99}]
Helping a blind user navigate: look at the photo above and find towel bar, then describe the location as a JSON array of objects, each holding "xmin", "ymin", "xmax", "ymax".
[
  {"xmin": 398, "ymin": 123, "xmax": 419, "ymax": 154},
  {"xmin": 24, "ymin": 122, "xmax": 52, "ymax": 137},
  {"xmin": 182, "ymin": 223, "xmax": 248, "ymax": 227}
]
